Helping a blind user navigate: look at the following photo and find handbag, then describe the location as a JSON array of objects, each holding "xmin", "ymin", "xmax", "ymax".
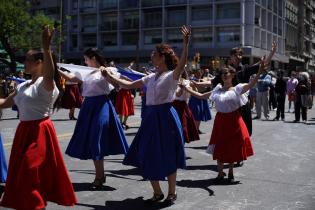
[{"xmin": 301, "ymin": 95, "xmax": 313, "ymax": 108}]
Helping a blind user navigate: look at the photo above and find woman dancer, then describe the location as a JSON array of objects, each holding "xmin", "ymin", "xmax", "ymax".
[
  {"xmin": 172, "ymin": 71, "xmax": 200, "ymax": 143},
  {"xmin": 183, "ymin": 60, "xmax": 266, "ymax": 182},
  {"xmin": 115, "ymin": 88, "xmax": 134, "ymax": 129},
  {"xmin": 0, "ymin": 26, "xmax": 77, "ymax": 210},
  {"xmin": 188, "ymin": 68, "xmax": 212, "ymax": 133},
  {"xmin": 59, "ymin": 48, "xmax": 129, "ymax": 189},
  {"xmin": 101, "ymin": 25, "xmax": 191, "ymax": 206},
  {"xmin": 61, "ymin": 79, "xmax": 83, "ymax": 120}
]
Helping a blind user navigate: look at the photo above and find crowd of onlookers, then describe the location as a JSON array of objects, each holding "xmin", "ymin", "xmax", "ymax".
[{"xmin": 249, "ymin": 70, "xmax": 314, "ymax": 123}]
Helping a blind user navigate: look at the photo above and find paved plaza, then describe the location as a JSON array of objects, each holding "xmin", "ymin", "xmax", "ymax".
[{"xmin": 0, "ymin": 97, "xmax": 315, "ymax": 210}]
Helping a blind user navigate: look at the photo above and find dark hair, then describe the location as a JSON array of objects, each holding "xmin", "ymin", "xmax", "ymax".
[
  {"xmin": 84, "ymin": 48, "xmax": 107, "ymax": 67},
  {"xmin": 219, "ymin": 65, "xmax": 239, "ymax": 86},
  {"xmin": 230, "ymin": 47, "xmax": 243, "ymax": 56},
  {"xmin": 155, "ymin": 44, "xmax": 179, "ymax": 70},
  {"xmin": 29, "ymin": 50, "xmax": 64, "ymax": 110},
  {"xmin": 180, "ymin": 70, "xmax": 188, "ymax": 79}
]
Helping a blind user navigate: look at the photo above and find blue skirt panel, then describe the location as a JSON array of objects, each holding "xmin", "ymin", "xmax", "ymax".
[
  {"xmin": 0, "ymin": 134, "xmax": 7, "ymax": 182},
  {"xmin": 123, "ymin": 103, "xmax": 186, "ymax": 180},
  {"xmin": 66, "ymin": 95, "xmax": 129, "ymax": 160},
  {"xmin": 188, "ymin": 96, "xmax": 212, "ymax": 121}
]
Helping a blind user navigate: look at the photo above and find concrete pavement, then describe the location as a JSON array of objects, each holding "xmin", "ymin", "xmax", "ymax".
[{"xmin": 0, "ymin": 98, "xmax": 315, "ymax": 210}]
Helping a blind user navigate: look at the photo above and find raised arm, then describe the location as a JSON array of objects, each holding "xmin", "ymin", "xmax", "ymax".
[
  {"xmin": 58, "ymin": 69, "xmax": 82, "ymax": 84},
  {"xmin": 182, "ymin": 85, "xmax": 211, "ymax": 100},
  {"xmin": 190, "ymin": 80, "xmax": 212, "ymax": 89},
  {"xmin": 241, "ymin": 57, "xmax": 267, "ymax": 94},
  {"xmin": 101, "ymin": 67, "xmax": 144, "ymax": 90},
  {"xmin": 41, "ymin": 26, "xmax": 55, "ymax": 91},
  {"xmin": 265, "ymin": 41, "xmax": 277, "ymax": 65},
  {"xmin": 173, "ymin": 25, "xmax": 191, "ymax": 80},
  {"xmin": 0, "ymin": 92, "xmax": 16, "ymax": 109}
]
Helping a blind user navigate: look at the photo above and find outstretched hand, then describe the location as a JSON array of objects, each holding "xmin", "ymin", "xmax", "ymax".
[
  {"xmin": 258, "ymin": 56, "xmax": 268, "ymax": 74},
  {"xmin": 42, "ymin": 25, "xmax": 53, "ymax": 50},
  {"xmin": 181, "ymin": 25, "xmax": 191, "ymax": 45}
]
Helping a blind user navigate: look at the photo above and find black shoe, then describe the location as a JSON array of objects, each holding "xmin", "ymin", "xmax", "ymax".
[
  {"xmin": 235, "ymin": 161, "xmax": 244, "ymax": 167},
  {"xmin": 215, "ymin": 172, "xmax": 226, "ymax": 182},
  {"xmin": 198, "ymin": 129, "xmax": 204, "ymax": 134},
  {"xmin": 91, "ymin": 176, "xmax": 106, "ymax": 190},
  {"xmin": 228, "ymin": 173, "xmax": 235, "ymax": 183},
  {"xmin": 273, "ymin": 117, "xmax": 279, "ymax": 121},
  {"xmin": 163, "ymin": 193, "xmax": 177, "ymax": 206},
  {"xmin": 145, "ymin": 193, "xmax": 164, "ymax": 205},
  {"xmin": 253, "ymin": 116, "xmax": 260, "ymax": 120}
]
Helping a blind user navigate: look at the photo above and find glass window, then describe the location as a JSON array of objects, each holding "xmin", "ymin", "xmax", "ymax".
[
  {"xmin": 167, "ymin": 29, "xmax": 182, "ymax": 43},
  {"xmin": 122, "ymin": 11, "xmax": 139, "ymax": 29},
  {"xmin": 122, "ymin": 32, "xmax": 139, "ymax": 45},
  {"xmin": 82, "ymin": 15, "xmax": 96, "ymax": 27},
  {"xmin": 216, "ymin": 3, "xmax": 240, "ymax": 19},
  {"xmin": 103, "ymin": 33, "xmax": 117, "ymax": 46},
  {"xmin": 143, "ymin": 11, "xmax": 162, "ymax": 28},
  {"xmin": 82, "ymin": 0, "xmax": 96, "ymax": 8},
  {"xmin": 101, "ymin": 13, "xmax": 117, "ymax": 30},
  {"xmin": 120, "ymin": 0, "xmax": 139, "ymax": 9},
  {"xmin": 278, "ymin": 19, "xmax": 282, "ymax": 35},
  {"xmin": 192, "ymin": 6, "xmax": 212, "ymax": 21},
  {"xmin": 71, "ymin": 16, "xmax": 78, "ymax": 29},
  {"xmin": 142, "ymin": 0, "xmax": 162, "ymax": 7},
  {"xmin": 82, "ymin": 34, "xmax": 96, "ymax": 47},
  {"xmin": 217, "ymin": 27, "xmax": 240, "ymax": 42},
  {"xmin": 144, "ymin": 30, "xmax": 162, "ymax": 44},
  {"xmin": 192, "ymin": 28, "xmax": 212, "ymax": 42},
  {"xmin": 273, "ymin": 15, "xmax": 277, "ymax": 33},
  {"xmin": 167, "ymin": 9, "xmax": 186, "ymax": 27},
  {"xmin": 71, "ymin": 35, "xmax": 77, "ymax": 48},
  {"xmin": 166, "ymin": 0, "xmax": 186, "ymax": 5},
  {"xmin": 100, "ymin": 0, "xmax": 117, "ymax": 9},
  {"xmin": 72, "ymin": 0, "xmax": 78, "ymax": 10},
  {"xmin": 190, "ymin": 0, "xmax": 211, "ymax": 3},
  {"xmin": 267, "ymin": 0, "xmax": 272, "ymax": 10}
]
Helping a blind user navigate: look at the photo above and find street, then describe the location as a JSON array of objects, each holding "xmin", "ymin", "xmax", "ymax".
[{"xmin": 0, "ymin": 97, "xmax": 315, "ymax": 210}]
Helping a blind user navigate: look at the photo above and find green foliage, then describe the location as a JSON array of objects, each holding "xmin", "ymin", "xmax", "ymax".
[{"xmin": 0, "ymin": 0, "xmax": 54, "ymax": 51}]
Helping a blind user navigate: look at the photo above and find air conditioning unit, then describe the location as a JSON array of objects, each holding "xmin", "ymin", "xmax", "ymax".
[{"xmin": 254, "ymin": 17, "xmax": 261, "ymax": 26}]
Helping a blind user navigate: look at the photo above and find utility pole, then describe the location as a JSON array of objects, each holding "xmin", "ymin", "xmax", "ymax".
[{"xmin": 58, "ymin": 0, "xmax": 63, "ymax": 63}]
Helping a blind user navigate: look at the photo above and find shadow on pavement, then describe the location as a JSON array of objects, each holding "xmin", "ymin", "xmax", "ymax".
[
  {"xmin": 72, "ymin": 182, "xmax": 116, "ymax": 192},
  {"xmin": 185, "ymin": 164, "xmax": 218, "ymax": 172},
  {"xmin": 185, "ymin": 146, "xmax": 208, "ymax": 150},
  {"xmin": 177, "ymin": 178, "xmax": 241, "ymax": 196},
  {"xmin": 105, "ymin": 197, "xmax": 172, "ymax": 210},
  {"xmin": 76, "ymin": 196, "xmax": 172, "ymax": 210}
]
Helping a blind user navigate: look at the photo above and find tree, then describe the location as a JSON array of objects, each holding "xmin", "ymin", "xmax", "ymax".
[{"xmin": 0, "ymin": 0, "xmax": 54, "ymax": 72}]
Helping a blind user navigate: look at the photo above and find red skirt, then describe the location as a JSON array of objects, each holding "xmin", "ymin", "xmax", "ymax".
[
  {"xmin": 288, "ymin": 92, "xmax": 295, "ymax": 102},
  {"xmin": 61, "ymin": 84, "xmax": 83, "ymax": 109},
  {"xmin": 172, "ymin": 100, "xmax": 200, "ymax": 143},
  {"xmin": 1, "ymin": 117, "xmax": 77, "ymax": 210},
  {"xmin": 115, "ymin": 89, "xmax": 134, "ymax": 117},
  {"xmin": 209, "ymin": 110, "xmax": 254, "ymax": 163}
]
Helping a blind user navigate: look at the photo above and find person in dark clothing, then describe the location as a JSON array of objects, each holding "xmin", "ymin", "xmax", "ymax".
[
  {"xmin": 273, "ymin": 70, "xmax": 287, "ymax": 120},
  {"xmin": 294, "ymin": 72, "xmax": 311, "ymax": 123},
  {"xmin": 228, "ymin": 42, "xmax": 276, "ymax": 136}
]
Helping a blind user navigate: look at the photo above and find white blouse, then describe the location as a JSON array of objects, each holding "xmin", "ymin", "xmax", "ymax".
[
  {"xmin": 210, "ymin": 84, "xmax": 249, "ymax": 113},
  {"xmin": 142, "ymin": 71, "xmax": 178, "ymax": 105},
  {"xmin": 13, "ymin": 77, "xmax": 59, "ymax": 121},
  {"xmin": 174, "ymin": 79, "xmax": 191, "ymax": 103},
  {"xmin": 82, "ymin": 68, "xmax": 119, "ymax": 97}
]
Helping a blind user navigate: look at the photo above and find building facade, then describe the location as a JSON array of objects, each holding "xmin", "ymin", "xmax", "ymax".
[{"xmin": 60, "ymin": 0, "xmax": 290, "ymax": 68}]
